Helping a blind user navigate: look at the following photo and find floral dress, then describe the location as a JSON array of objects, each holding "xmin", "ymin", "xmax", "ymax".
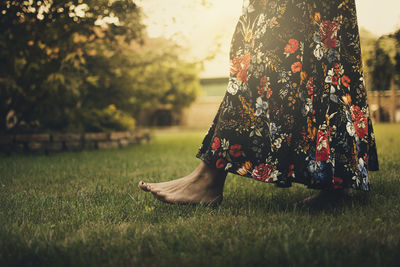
[{"xmin": 196, "ymin": 0, "xmax": 379, "ymax": 191}]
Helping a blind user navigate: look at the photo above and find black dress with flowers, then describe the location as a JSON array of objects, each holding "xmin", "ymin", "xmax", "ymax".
[{"xmin": 196, "ymin": 0, "xmax": 379, "ymax": 191}]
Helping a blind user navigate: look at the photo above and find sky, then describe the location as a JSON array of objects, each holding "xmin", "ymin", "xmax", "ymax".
[{"xmin": 137, "ymin": 0, "xmax": 400, "ymax": 78}]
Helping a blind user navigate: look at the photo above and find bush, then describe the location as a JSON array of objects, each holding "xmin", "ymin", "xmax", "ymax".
[
  {"xmin": 80, "ymin": 105, "xmax": 136, "ymax": 132},
  {"xmin": 0, "ymin": 0, "xmax": 200, "ymax": 133}
]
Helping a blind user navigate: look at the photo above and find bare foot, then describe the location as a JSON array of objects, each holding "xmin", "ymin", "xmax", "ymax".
[
  {"xmin": 138, "ymin": 161, "xmax": 227, "ymax": 206},
  {"xmin": 301, "ymin": 188, "xmax": 354, "ymax": 204}
]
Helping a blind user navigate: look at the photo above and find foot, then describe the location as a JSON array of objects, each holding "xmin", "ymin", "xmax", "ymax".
[
  {"xmin": 138, "ymin": 162, "xmax": 227, "ymax": 206},
  {"xmin": 301, "ymin": 188, "xmax": 353, "ymax": 204}
]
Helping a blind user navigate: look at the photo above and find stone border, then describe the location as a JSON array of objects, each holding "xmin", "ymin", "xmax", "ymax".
[{"xmin": 0, "ymin": 130, "xmax": 151, "ymax": 154}]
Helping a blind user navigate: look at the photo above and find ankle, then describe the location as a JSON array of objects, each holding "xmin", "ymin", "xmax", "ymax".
[
  {"xmin": 197, "ymin": 160, "xmax": 225, "ymax": 175},
  {"xmin": 195, "ymin": 170, "xmax": 226, "ymax": 188}
]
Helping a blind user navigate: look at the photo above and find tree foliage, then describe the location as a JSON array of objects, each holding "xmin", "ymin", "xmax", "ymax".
[
  {"xmin": 369, "ymin": 41, "xmax": 395, "ymax": 92},
  {"xmin": 0, "ymin": 0, "xmax": 200, "ymax": 133},
  {"xmin": 394, "ymin": 29, "xmax": 400, "ymax": 79},
  {"xmin": 362, "ymin": 27, "xmax": 400, "ymax": 92}
]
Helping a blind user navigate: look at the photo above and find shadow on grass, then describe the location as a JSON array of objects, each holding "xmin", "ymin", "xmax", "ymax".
[
  {"xmin": 224, "ymin": 189, "xmax": 372, "ymax": 214},
  {"xmin": 140, "ymin": 187, "xmax": 373, "ymax": 223}
]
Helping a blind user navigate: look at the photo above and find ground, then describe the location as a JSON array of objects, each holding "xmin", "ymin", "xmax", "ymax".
[{"xmin": 0, "ymin": 124, "xmax": 399, "ymax": 267}]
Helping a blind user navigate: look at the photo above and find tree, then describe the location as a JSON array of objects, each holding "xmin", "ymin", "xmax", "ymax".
[
  {"xmin": 0, "ymin": 0, "xmax": 145, "ymax": 132},
  {"xmin": 365, "ymin": 33, "xmax": 399, "ymax": 122},
  {"xmin": 370, "ymin": 44, "xmax": 394, "ymax": 92},
  {"xmin": 0, "ymin": 0, "xmax": 201, "ymax": 133},
  {"xmin": 393, "ymin": 29, "xmax": 400, "ymax": 84}
]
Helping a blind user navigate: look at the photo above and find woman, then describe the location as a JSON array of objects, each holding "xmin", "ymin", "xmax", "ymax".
[{"xmin": 139, "ymin": 0, "xmax": 379, "ymax": 205}]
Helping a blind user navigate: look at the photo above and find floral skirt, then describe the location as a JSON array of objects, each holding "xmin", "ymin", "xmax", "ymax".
[{"xmin": 196, "ymin": 0, "xmax": 379, "ymax": 191}]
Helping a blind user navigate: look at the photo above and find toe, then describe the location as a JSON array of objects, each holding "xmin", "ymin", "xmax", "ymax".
[{"xmin": 138, "ymin": 181, "xmax": 151, "ymax": 192}]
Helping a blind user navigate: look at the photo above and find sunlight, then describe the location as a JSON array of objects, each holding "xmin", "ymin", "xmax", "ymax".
[{"xmin": 138, "ymin": 0, "xmax": 400, "ymax": 78}]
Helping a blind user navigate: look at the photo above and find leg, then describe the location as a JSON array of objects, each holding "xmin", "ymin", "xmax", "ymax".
[{"xmin": 138, "ymin": 161, "xmax": 227, "ymax": 206}]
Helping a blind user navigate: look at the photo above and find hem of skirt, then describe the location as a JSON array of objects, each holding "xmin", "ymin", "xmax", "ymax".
[
  {"xmin": 195, "ymin": 152, "xmax": 371, "ymax": 192},
  {"xmin": 368, "ymin": 166, "xmax": 379, "ymax": 172}
]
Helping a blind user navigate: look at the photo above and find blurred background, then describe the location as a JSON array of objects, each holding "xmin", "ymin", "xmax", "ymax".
[{"xmin": 1, "ymin": 0, "xmax": 399, "ymax": 134}]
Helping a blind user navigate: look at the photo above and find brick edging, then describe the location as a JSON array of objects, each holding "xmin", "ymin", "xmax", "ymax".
[{"xmin": 0, "ymin": 130, "xmax": 151, "ymax": 154}]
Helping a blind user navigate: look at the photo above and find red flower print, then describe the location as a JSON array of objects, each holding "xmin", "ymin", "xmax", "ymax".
[
  {"xmin": 243, "ymin": 53, "xmax": 250, "ymax": 64},
  {"xmin": 320, "ymin": 20, "xmax": 338, "ymax": 49},
  {"xmin": 332, "ymin": 75, "xmax": 339, "ymax": 85},
  {"xmin": 341, "ymin": 75, "xmax": 351, "ymax": 87},
  {"xmin": 291, "ymin": 62, "xmax": 302, "ymax": 73},
  {"xmin": 266, "ymin": 88, "xmax": 273, "ymax": 99},
  {"xmin": 252, "ymin": 163, "xmax": 273, "ymax": 182},
  {"xmin": 284, "ymin": 39, "xmax": 299, "ymax": 54},
  {"xmin": 333, "ymin": 177, "xmax": 343, "ymax": 184},
  {"xmin": 363, "ymin": 154, "xmax": 369, "ymax": 166},
  {"xmin": 229, "ymin": 144, "xmax": 243, "ymax": 157},
  {"xmin": 332, "ymin": 176, "xmax": 343, "ymax": 189},
  {"xmin": 351, "ymin": 105, "xmax": 363, "ymax": 121},
  {"xmin": 354, "ymin": 118, "xmax": 368, "ymax": 139},
  {"xmin": 216, "ymin": 158, "xmax": 227, "ymax": 169},
  {"xmin": 351, "ymin": 105, "xmax": 368, "ymax": 139},
  {"xmin": 316, "ymin": 130, "xmax": 330, "ymax": 161},
  {"xmin": 288, "ymin": 164, "xmax": 295, "ymax": 177},
  {"xmin": 260, "ymin": 76, "xmax": 268, "ymax": 87},
  {"xmin": 231, "ymin": 53, "xmax": 251, "ymax": 83},
  {"xmin": 306, "ymin": 77, "xmax": 315, "ymax": 95},
  {"xmin": 237, "ymin": 70, "xmax": 248, "ymax": 83},
  {"xmin": 212, "ymin": 137, "xmax": 221, "ymax": 151},
  {"xmin": 324, "ymin": 38, "xmax": 337, "ymax": 49}
]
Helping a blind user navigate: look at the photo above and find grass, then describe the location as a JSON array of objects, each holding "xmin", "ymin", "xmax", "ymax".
[{"xmin": 0, "ymin": 124, "xmax": 399, "ymax": 267}]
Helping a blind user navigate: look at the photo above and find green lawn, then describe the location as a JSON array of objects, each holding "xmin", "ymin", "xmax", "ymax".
[{"xmin": 1, "ymin": 124, "xmax": 399, "ymax": 267}]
